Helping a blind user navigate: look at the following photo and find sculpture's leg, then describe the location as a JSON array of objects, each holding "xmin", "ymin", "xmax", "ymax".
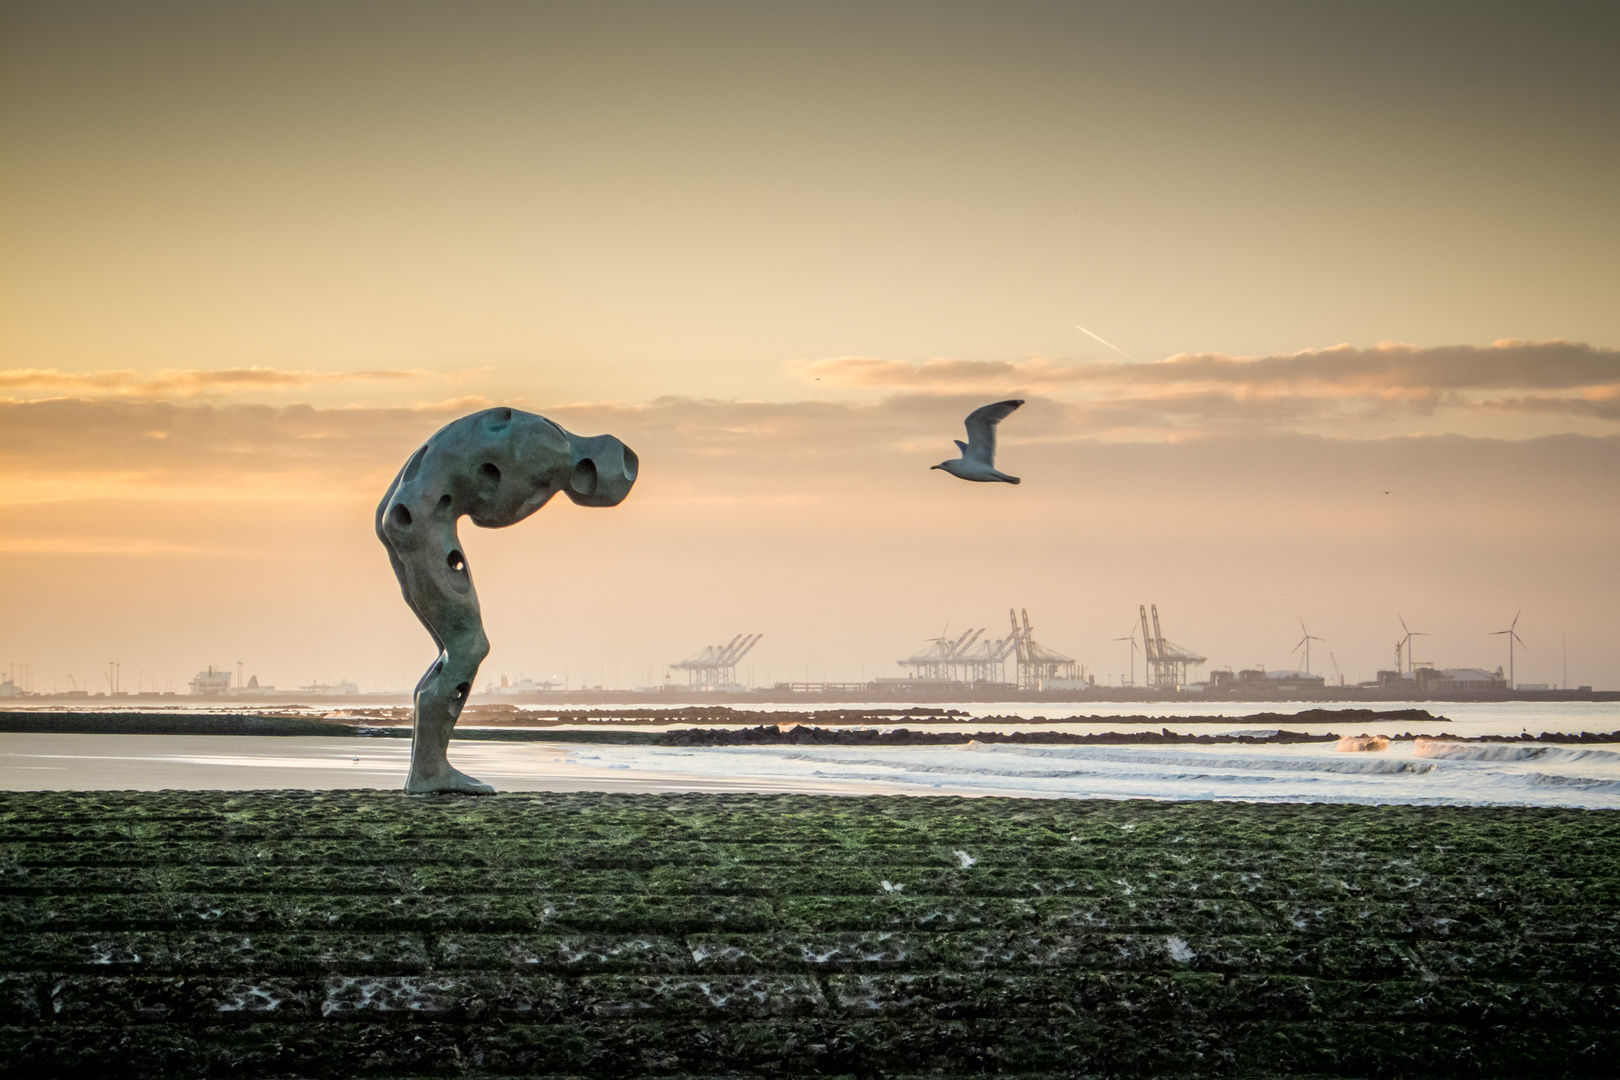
[
  {"xmin": 407, "ymin": 621, "xmax": 493, "ymax": 794},
  {"xmin": 376, "ymin": 482, "xmax": 496, "ymax": 795}
]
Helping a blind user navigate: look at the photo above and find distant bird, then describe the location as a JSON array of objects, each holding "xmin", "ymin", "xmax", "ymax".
[{"xmin": 932, "ymin": 399, "xmax": 1024, "ymax": 484}]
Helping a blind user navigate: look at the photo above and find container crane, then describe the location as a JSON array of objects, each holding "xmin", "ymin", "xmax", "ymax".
[{"xmin": 1138, "ymin": 604, "xmax": 1206, "ymax": 689}]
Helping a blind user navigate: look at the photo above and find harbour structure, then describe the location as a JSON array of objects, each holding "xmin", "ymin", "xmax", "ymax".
[
  {"xmin": 1008, "ymin": 608, "xmax": 1078, "ymax": 690},
  {"xmin": 188, "ymin": 666, "xmax": 232, "ymax": 696},
  {"xmin": 892, "ymin": 609, "xmax": 1078, "ymax": 689},
  {"xmin": 892, "ymin": 627, "xmax": 981, "ymax": 683},
  {"xmin": 961, "ymin": 626, "xmax": 1018, "ymax": 684},
  {"xmin": 297, "ymin": 679, "xmax": 359, "ymax": 695},
  {"xmin": 487, "ymin": 675, "xmax": 560, "ymax": 696},
  {"xmin": 890, "ymin": 625, "xmax": 1018, "ymax": 686},
  {"xmin": 671, "ymin": 633, "xmax": 762, "ymax": 691},
  {"xmin": 1140, "ymin": 604, "xmax": 1206, "ymax": 689},
  {"xmin": 1375, "ymin": 666, "xmax": 1508, "ymax": 694},
  {"xmin": 1207, "ymin": 668, "xmax": 1326, "ymax": 693}
]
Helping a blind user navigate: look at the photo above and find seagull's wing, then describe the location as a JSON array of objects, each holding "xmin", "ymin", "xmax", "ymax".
[{"xmin": 962, "ymin": 399, "xmax": 1024, "ymax": 465}]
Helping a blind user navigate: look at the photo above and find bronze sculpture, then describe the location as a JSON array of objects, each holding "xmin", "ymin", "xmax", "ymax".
[{"xmin": 376, "ymin": 407, "xmax": 636, "ymax": 792}]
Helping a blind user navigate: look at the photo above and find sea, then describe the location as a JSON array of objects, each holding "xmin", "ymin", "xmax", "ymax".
[{"xmin": 2, "ymin": 700, "xmax": 1618, "ymax": 807}]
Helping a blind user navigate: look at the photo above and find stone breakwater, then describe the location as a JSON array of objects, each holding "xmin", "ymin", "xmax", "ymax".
[
  {"xmin": 0, "ymin": 791, "xmax": 1616, "ymax": 1078},
  {"xmin": 0, "ymin": 707, "xmax": 1452, "ymax": 739}
]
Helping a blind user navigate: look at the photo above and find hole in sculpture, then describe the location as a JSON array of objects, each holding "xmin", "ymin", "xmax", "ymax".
[
  {"xmin": 478, "ymin": 462, "xmax": 501, "ymax": 488},
  {"xmin": 447, "ymin": 550, "xmax": 466, "ymax": 573},
  {"xmin": 621, "ymin": 446, "xmax": 639, "ymax": 482},
  {"xmin": 571, "ymin": 457, "xmax": 598, "ymax": 495},
  {"xmin": 436, "ymin": 494, "xmax": 453, "ymax": 516},
  {"xmin": 402, "ymin": 446, "xmax": 427, "ymax": 483},
  {"xmin": 485, "ymin": 407, "xmax": 513, "ymax": 433},
  {"xmin": 390, "ymin": 503, "xmax": 413, "ymax": 528}
]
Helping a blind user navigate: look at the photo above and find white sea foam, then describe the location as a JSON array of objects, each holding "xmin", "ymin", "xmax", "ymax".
[{"xmin": 1414, "ymin": 741, "xmax": 1620, "ymax": 764}]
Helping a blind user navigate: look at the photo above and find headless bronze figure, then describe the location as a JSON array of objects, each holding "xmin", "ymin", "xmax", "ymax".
[{"xmin": 376, "ymin": 407, "xmax": 637, "ymax": 793}]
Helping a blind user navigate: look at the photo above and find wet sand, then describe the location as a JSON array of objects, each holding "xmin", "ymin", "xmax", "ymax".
[
  {"xmin": 0, "ymin": 734, "xmax": 885, "ymax": 796},
  {"xmin": 6, "ymin": 730, "xmax": 1620, "ymax": 805}
]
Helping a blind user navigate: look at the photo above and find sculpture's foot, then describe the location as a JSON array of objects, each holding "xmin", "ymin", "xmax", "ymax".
[{"xmin": 405, "ymin": 766, "xmax": 495, "ymax": 795}]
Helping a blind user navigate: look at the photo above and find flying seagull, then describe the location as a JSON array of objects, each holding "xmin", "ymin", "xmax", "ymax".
[{"xmin": 932, "ymin": 399, "xmax": 1024, "ymax": 484}]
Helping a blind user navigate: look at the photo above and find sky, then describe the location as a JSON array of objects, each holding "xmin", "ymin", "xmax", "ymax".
[{"xmin": 2, "ymin": 1, "xmax": 1617, "ymax": 694}]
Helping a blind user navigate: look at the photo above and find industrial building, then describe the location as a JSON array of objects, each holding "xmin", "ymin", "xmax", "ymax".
[
  {"xmin": 297, "ymin": 679, "xmax": 359, "ymax": 695},
  {"xmin": 1375, "ymin": 667, "xmax": 1508, "ymax": 694},
  {"xmin": 1205, "ymin": 668, "xmax": 1326, "ymax": 693}
]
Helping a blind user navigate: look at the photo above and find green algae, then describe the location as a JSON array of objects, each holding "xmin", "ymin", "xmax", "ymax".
[{"xmin": 0, "ymin": 791, "xmax": 1616, "ymax": 1077}]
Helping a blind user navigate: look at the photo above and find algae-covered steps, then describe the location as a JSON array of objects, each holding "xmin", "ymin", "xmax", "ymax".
[{"xmin": 0, "ymin": 792, "xmax": 1616, "ymax": 1078}]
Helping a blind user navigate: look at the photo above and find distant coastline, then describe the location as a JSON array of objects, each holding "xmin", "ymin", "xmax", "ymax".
[{"xmin": 7, "ymin": 686, "xmax": 1615, "ymax": 708}]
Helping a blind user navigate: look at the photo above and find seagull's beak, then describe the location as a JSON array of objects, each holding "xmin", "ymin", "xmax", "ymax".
[{"xmin": 929, "ymin": 464, "xmax": 943, "ymax": 470}]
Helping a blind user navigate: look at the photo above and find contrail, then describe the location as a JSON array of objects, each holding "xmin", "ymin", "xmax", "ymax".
[{"xmin": 1074, "ymin": 323, "xmax": 1139, "ymax": 362}]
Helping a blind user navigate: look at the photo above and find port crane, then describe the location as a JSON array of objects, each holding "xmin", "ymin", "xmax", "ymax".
[
  {"xmin": 1009, "ymin": 608, "xmax": 1077, "ymax": 691},
  {"xmin": 670, "ymin": 633, "xmax": 763, "ymax": 690},
  {"xmin": 1138, "ymin": 604, "xmax": 1206, "ymax": 689},
  {"xmin": 898, "ymin": 626, "xmax": 1015, "ymax": 684}
]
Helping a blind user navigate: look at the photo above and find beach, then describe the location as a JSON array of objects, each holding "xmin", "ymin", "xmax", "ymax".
[{"xmin": 3, "ymin": 701, "xmax": 1617, "ymax": 806}]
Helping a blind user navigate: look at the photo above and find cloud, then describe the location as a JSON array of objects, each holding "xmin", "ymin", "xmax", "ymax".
[
  {"xmin": 1481, "ymin": 389, "xmax": 1620, "ymax": 420},
  {"xmin": 0, "ymin": 366, "xmax": 446, "ymax": 401},
  {"xmin": 0, "ymin": 399, "xmax": 455, "ymax": 479},
  {"xmin": 793, "ymin": 340, "xmax": 1620, "ymax": 434},
  {"xmin": 0, "ymin": 395, "xmax": 1085, "ymax": 509},
  {"xmin": 8, "ymin": 393, "xmax": 1619, "ymax": 509}
]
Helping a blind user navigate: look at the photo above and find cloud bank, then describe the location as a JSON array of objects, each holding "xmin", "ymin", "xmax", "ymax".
[
  {"xmin": 795, "ymin": 340, "xmax": 1620, "ymax": 434},
  {"xmin": 0, "ymin": 366, "xmax": 446, "ymax": 401},
  {"xmin": 2, "ymin": 338, "xmax": 1616, "ymax": 503}
]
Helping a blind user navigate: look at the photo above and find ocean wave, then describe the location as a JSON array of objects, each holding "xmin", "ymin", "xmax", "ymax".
[
  {"xmin": 1415, "ymin": 741, "xmax": 1620, "ymax": 764},
  {"xmin": 765, "ymin": 746, "xmax": 1441, "ymax": 777},
  {"xmin": 683, "ymin": 741, "xmax": 1620, "ymax": 808},
  {"xmin": 1522, "ymin": 771, "xmax": 1620, "ymax": 791},
  {"xmin": 802, "ymin": 763, "xmax": 1306, "ymax": 785}
]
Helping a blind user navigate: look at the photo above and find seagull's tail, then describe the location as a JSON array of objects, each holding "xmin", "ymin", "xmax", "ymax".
[{"xmin": 997, "ymin": 473, "xmax": 1021, "ymax": 485}]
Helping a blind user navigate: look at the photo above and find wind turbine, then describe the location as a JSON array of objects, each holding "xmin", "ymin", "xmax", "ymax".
[
  {"xmin": 1293, "ymin": 619, "xmax": 1325, "ymax": 676},
  {"xmin": 1489, "ymin": 610, "xmax": 1527, "ymax": 688},
  {"xmin": 1397, "ymin": 616, "xmax": 1429, "ymax": 675},
  {"xmin": 1112, "ymin": 629, "xmax": 1140, "ymax": 686}
]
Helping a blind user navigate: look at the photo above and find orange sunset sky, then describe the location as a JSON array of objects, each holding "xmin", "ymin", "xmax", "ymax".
[{"xmin": 2, "ymin": 2, "xmax": 1617, "ymax": 694}]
